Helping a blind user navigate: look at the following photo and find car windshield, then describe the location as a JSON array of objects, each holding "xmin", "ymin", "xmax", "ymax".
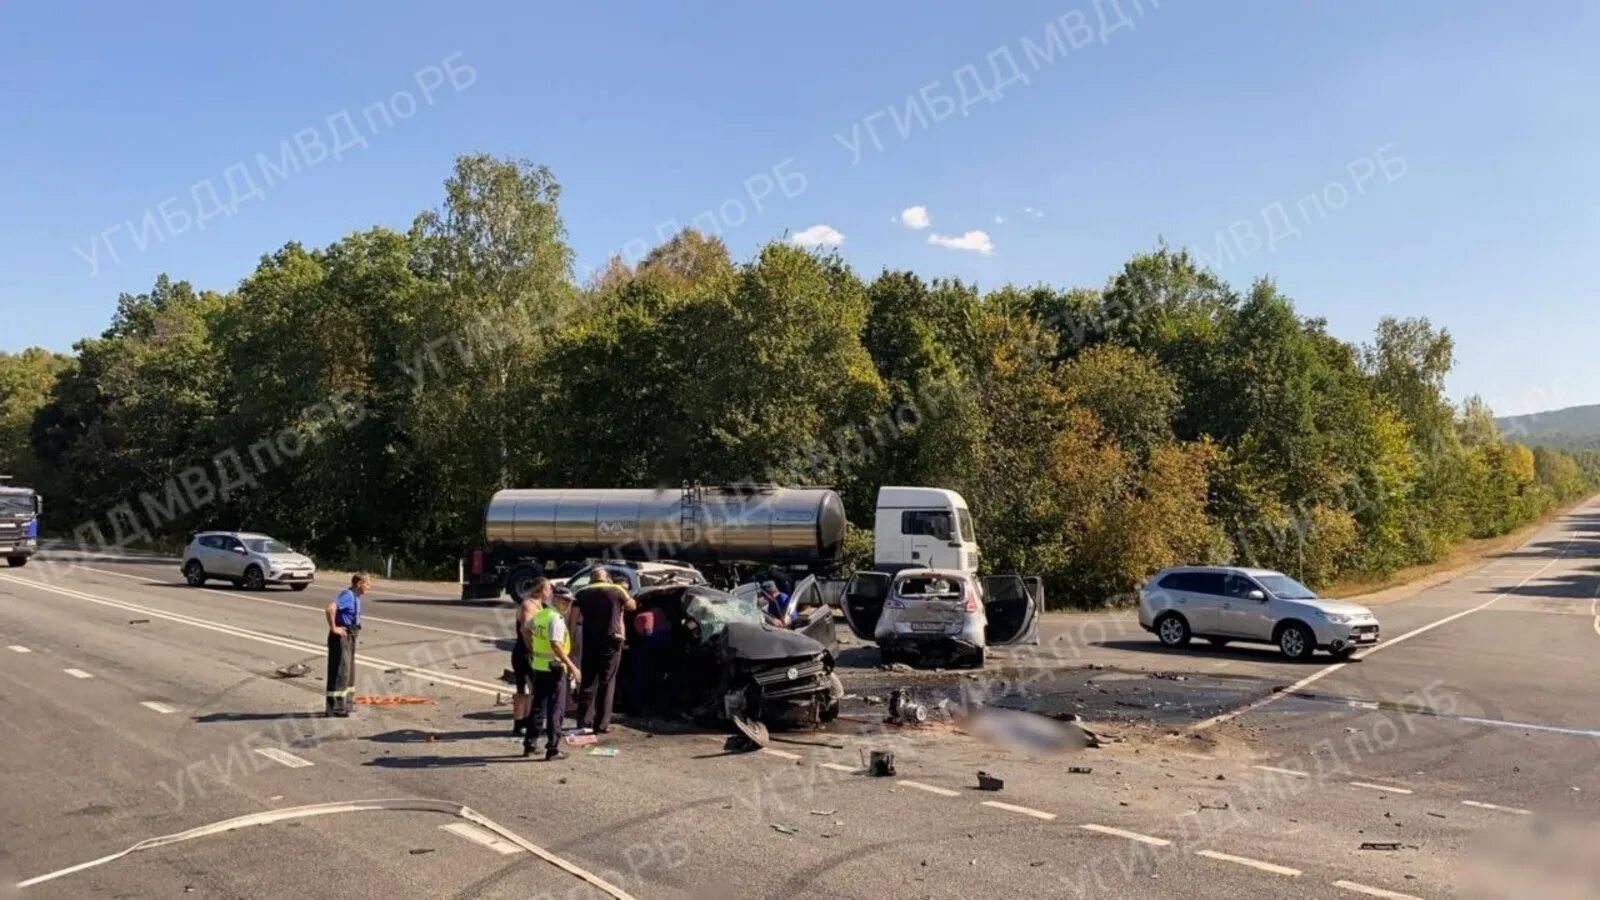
[
  {"xmin": 244, "ymin": 538, "xmax": 292, "ymax": 554},
  {"xmin": 684, "ymin": 587, "xmax": 766, "ymax": 639},
  {"xmin": 639, "ymin": 568, "xmax": 705, "ymax": 587},
  {"xmin": 0, "ymin": 495, "xmax": 34, "ymax": 515},
  {"xmin": 896, "ymin": 575, "xmax": 964, "ymax": 598},
  {"xmin": 1257, "ymin": 574, "xmax": 1317, "ymax": 599}
]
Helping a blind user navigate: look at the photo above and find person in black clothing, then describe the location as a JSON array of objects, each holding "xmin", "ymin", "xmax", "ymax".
[{"xmin": 572, "ymin": 568, "xmax": 635, "ymax": 734}]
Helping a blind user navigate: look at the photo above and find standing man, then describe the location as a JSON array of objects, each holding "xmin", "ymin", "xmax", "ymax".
[
  {"xmin": 510, "ymin": 577, "xmax": 552, "ymax": 736},
  {"xmin": 573, "ymin": 567, "xmax": 635, "ymax": 734},
  {"xmin": 324, "ymin": 573, "xmax": 369, "ymax": 717},
  {"xmin": 523, "ymin": 583, "xmax": 580, "ymax": 759}
]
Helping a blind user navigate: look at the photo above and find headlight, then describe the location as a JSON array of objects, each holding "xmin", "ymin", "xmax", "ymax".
[{"xmin": 1323, "ymin": 613, "xmax": 1354, "ymax": 624}]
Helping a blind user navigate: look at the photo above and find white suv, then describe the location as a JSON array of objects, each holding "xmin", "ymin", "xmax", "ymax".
[
  {"xmin": 181, "ymin": 532, "xmax": 317, "ymax": 591},
  {"xmin": 1138, "ymin": 566, "xmax": 1379, "ymax": 660}
]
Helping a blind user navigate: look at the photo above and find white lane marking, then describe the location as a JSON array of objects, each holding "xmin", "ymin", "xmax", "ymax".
[
  {"xmin": 7, "ymin": 644, "xmax": 30, "ymax": 653},
  {"xmin": 251, "ymin": 747, "xmax": 313, "ymax": 768},
  {"xmin": 1590, "ymin": 582, "xmax": 1599, "ymax": 638},
  {"xmin": 1080, "ymin": 823, "xmax": 1170, "ymax": 846},
  {"xmin": 441, "ymin": 822, "xmax": 522, "ymax": 855},
  {"xmin": 1195, "ymin": 849, "xmax": 1301, "ymax": 876},
  {"xmin": 818, "ymin": 762, "xmax": 858, "ymax": 773},
  {"xmin": 0, "ymin": 575, "xmax": 505, "ymax": 697},
  {"xmin": 139, "ymin": 701, "xmax": 177, "ymax": 714},
  {"xmin": 980, "ymin": 800, "xmax": 1057, "ymax": 820},
  {"xmin": 63, "ymin": 668, "xmax": 94, "ymax": 679},
  {"xmin": 1461, "ymin": 799, "xmax": 1531, "ymax": 815},
  {"xmin": 1191, "ymin": 525, "xmax": 1584, "ymax": 732},
  {"xmin": 77, "ymin": 565, "xmax": 494, "ymax": 642},
  {"xmin": 1350, "ymin": 781, "xmax": 1413, "ymax": 795},
  {"xmin": 1253, "ymin": 765, "xmax": 1308, "ymax": 778},
  {"xmin": 761, "ymin": 748, "xmax": 802, "ymax": 760},
  {"xmin": 1454, "ymin": 715, "xmax": 1600, "ymax": 738},
  {"xmin": 1333, "ymin": 880, "xmax": 1423, "ymax": 899},
  {"xmin": 899, "ymin": 780, "xmax": 960, "ymax": 797}
]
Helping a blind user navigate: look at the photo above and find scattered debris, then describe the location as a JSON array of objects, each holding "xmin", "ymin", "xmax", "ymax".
[
  {"xmin": 976, "ymin": 771, "xmax": 1004, "ymax": 791},
  {"xmin": 1067, "ymin": 766, "xmax": 1093, "ymax": 775},
  {"xmin": 730, "ymin": 714, "xmax": 770, "ymax": 750},
  {"xmin": 566, "ymin": 734, "xmax": 599, "ymax": 748},
  {"xmin": 878, "ymin": 662, "xmax": 914, "ymax": 673},
  {"xmin": 1215, "ymin": 774, "xmax": 1226, "ymax": 781},
  {"xmin": 500, "ymin": 669, "xmax": 517, "ymax": 684},
  {"xmin": 1150, "ymin": 672, "xmax": 1187, "ymax": 681},
  {"xmin": 885, "ymin": 689, "xmax": 930, "ymax": 726},
  {"xmin": 724, "ymin": 734, "xmax": 761, "ymax": 753},
  {"xmin": 354, "ymin": 695, "xmax": 432, "ymax": 705},
  {"xmin": 128, "ymin": 618, "xmax": 150, "ymax": 625},
  {"xmin": 408, "ymin": 848, "xmax": 435, "ymax": 855},
  {"xmin": 810, "ymin": 809, "xmax": 837, "ymax": 816},
  {"xmin": 863, "ymin": 695, "xmax": 884, "ymax": 706},
  {"xmin": 588, "ymin": 747, "xmax": 619, "ymax": 757},
  {"xmin": 273, "ymin": 662, "xmax": 311, "ymax": 679},
  {"xmin": 864, "ymin": 750, "xmax": 897, "ymax": 777},
  {"xmin": 1359, "ymin": 841, "xmax": 1418, "ymax": 851},
  {"xmin": 771, "ymin": 824, "xmax": 798, "ymax": 836},
  {"xmin": 1426, "ymin": 812, "xmax": 1446, "ymax": 819},
  {"xmin": 1198, "ymin": 801, "xmax": 1230, "ymax": 811}
]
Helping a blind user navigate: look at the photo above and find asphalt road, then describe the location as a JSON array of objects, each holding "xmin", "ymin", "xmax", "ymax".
[{"xmin": 2, "ymin": 502, "xmax": 1597, "ymax": 899}]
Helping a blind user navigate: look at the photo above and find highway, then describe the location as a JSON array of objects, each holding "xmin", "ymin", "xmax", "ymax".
[{"xmin": 2, "ymin": 502, "xmax": 1597, "ymax": 898}]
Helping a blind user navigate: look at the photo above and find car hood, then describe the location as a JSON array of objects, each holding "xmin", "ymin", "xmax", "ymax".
[
  {"xmin": 264, "ymin": 553, "xmax": 315, "ymax": 568},
  {"xmin": 1286, "ymin": 597, "xmax": 1374, "ymax": 617},
  {"xmin": 721, "ymin": 622, "xmax": 824, "ymax": 662}
]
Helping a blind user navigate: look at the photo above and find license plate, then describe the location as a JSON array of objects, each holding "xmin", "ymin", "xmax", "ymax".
[{"xmin": 910, "ymin": 622, "xmax": 950, "ymax": 633}]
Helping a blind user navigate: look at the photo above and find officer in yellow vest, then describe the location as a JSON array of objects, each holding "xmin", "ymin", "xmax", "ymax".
[{"xmin": 523, "ymin": 583, "xmax": 581, "ymax": 759}]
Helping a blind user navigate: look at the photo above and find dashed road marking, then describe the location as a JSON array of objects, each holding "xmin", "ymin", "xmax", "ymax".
[
  {"xmin": 63, "ymin": 668, "xmax": 94, "ymax": 679},
  {"xmin": 1195, "ymin": 849, "xmax": 1301, "ymax": 876},
  {"xmin": 899, "ymin": 780, "xmax": 960, "ymax": 797},
  {"xmin": 1350, "ymin": 781, "xmax": 1413, "ymax": 795},
  {"xmin": 252, "ymin": 747, "xmax": 314, "ymax": 768},
  {"xmin": 761, "ymin": 748, "xmax": 802, "ymax": 761},
  {"xmin": 818, "ymin": 762, "xmax": 858, "ymax": 774},
  {"xmin": 139, "ymin": 701, "xmax": 177, "ymax": 714},
  {"xmin": 1333, "ymin": 880, "xmax": 1423, "ymax": 899},
  {"xmin": 980, "ymin": 801, "xmax": 1057, "ymax": 821},
  {"xmin": 1253, "ymin": 765, "xmax": 1308, "ymax": 778},
  {"xmin": 1461, "ymin": 799, "xmax": 1530, "ymax": 815},
  {"xmin": 441, "ymin": 822, "xmax": 522, "ymax": 855},
  {"xmin": 6, "ymin": 645, "xmax": 30, "ymax": 653},
  {"xmin": 1080, "ymin": 823, "xmax": 1170, "ymax": 846}
]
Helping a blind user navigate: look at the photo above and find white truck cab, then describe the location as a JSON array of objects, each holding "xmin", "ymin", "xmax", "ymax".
[{"xmin": 873, "ymin": 486, "xmax": 979, "ymax": 574}]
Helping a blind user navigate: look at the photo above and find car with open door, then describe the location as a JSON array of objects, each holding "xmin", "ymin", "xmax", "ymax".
[
  {"xmin": 729, "ymin": 575, "xmax": 836, "ymax": 646},
  {"xmin": 841, "ymin": 569, "xmax": 1041, "ymax": 668}
]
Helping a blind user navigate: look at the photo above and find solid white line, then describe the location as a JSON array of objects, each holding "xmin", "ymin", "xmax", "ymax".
[
  {"xmin": 1253, "ymin": 765, "xmax": 1308, "ymax": 778},
  {"xmin": 6, "ymin": 644, "xmax": 30, "ymax": 653},
  {"xmin": 1332, "ymin": 880, "xmax": 1423, "ymax": 899},
  {"xmin": 1191, "ymin": 524, "xmax": 1584, "ymax": 732},
  {"xmin": 761, "ymin": 748, "xmax": 802, "ymax": 760},
  {"xmin": 1080, "ymin": 823, "xmax": 1170, "ymax": 846},
  {"xmin": 441, "ymin": 822, "xmax": 522, "ymax": 855},
  {"xmin": 818, "ymin": 762, "xmax": 858, "ymax": 773},
  {"xmin": 1195, "ymin": 849, "xmax": 1301, "ymax": 876},
  {"xmin": 251, "ymin": 747, "xmax": 314, "ymax": 769},
  {"xmin": 0, "ymin": 575, "xmax": 505, "ymax": 697},
  {"xmin": 139, "ymin": 701, "xmax": 177, "ymax": 714},
  {"xmin": 63, "ymin": 668, "xmax": 93, "ymax": 679},
  {"xmin": 899, "ymin": 780, "xmax": 960, "ymax": 797},
  {"xmin": 1350, "ymin": 781, "xmax": 1413, "ymax": 795},
  {"xmin": 980, "ymin": 800, "xmax": 1057, "ymax": 820},
  {"xmin": 1461, "ymin": 799, "xmax": 1531, "ymax": 815}
]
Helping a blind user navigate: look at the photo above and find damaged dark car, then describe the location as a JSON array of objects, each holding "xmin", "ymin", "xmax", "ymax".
[{"xmin": 618, "ymin": 582, "xmax": 843, "ymax": 737}]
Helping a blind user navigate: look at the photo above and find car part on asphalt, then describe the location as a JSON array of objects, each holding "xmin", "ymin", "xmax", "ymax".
[
  {"xmin": 976, "ymin": 771, "xmax": 1004, "ymax": 791},
  {"xmin": 863, "ymin": 750, "xmax": 896, "ymax": 777}
]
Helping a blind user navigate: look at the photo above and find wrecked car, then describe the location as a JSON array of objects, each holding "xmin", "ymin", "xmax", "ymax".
[
  {"xmin": 618, "ymin": 582, "xmax": 843, "ymax": 735},
  {"xmin": 841, "ymin": 569, "xmax": 1041, "ymax": 667}
]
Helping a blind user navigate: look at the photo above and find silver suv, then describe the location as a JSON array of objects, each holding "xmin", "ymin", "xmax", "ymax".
[
  {"xmin": 1138, "ymin": 566, "xmax": 1379, "ymax": 660},
  {"xmin": 181, "ymin": 531, "xmax": 317, "ymax": 591}
]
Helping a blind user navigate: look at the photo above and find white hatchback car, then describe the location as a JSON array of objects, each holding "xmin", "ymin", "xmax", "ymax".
[
  {"xmin": 841, "ymin": 568, "xmax": 1041, "ymax": 668},
  {"xmin": 181, "ymin": 531, "xmax": 317, "ymax": 591},
  {"xmin": 1138, "ymin": 566, "xmax": 1379, "ymax": 661}
]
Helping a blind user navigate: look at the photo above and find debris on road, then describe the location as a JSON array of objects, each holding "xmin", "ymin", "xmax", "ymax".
[
  {"xmin": 885, "ymin": 689, "xmax": 930, "ymax": 725},
  {"xmin": 976, "ymin": 771, "xmax": 1004, "ymax": 791},
  {"xmin": 273, "ymin": 662, "xmax": 311, "ymax": 679},
  {"xmin": 1198, "ymin": 801, "xmax": 1230, "ymax": 811},
  {"xmin": 771, "ymin": 824, "xmax": 798, "ymax": 836},
  {"xmin": 408, "ymin": 848, "xmax": 435, "ymax": 855},
  {"xmin": 566, "ymin": 734, "xmax": 599, "ymax": 747},
  {"xmin": 1359, "ymin": 842, "xmax": 1419, "ymax": 851},
  {"xmin": 1068, "ymin": 766, "xmax": 1092, "ymax": 775},
  {"xmin": 1426, "ymin": 812, "xmax": 1446, "ymax": 819},
  {"xmin": 863, "ymin": 695, "xmax": 884, "ymax": 706},
  {"xmin": 355, "ymin": 695, "xmax": 432, "ymax": 705},
  {"xmin": 128, "ymin": 618, "xmax": 150, "ymax": 625},
  {"xmin": 589, "ymin": 747, "xmax": 619, "ymax": 757},
  {"xmin": 500, "ymin": 669, "xmax": 517, "ymax": 684},
  {"xmin": 810, "ymin": 809, "xmax": 837, "ymax": 816},
  {"xmin": 864, "ymin": 750, "xmax": 896, "ymax": 777}
]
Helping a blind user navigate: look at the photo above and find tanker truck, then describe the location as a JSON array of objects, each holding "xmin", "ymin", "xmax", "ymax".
[{"xmin": 457, "ymin": 483, "xmax": 989, "ymax": 602}]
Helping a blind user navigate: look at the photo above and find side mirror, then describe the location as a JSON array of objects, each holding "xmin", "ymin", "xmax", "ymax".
[
  {"xmin": 234, "ymin": 547, "xmax": 249, "ymax": 555},
  {"xmin": 1247, "ymin": 589, "xmax": 1266, "ymax": 601}
]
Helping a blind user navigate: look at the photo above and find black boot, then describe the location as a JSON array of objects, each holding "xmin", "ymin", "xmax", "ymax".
[{"xmin": 511, "ymin": 718, "xmax": 526, "ymax": 736}]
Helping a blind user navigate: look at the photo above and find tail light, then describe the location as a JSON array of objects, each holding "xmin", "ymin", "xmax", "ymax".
[
  {"xmin": 964, "ymin": 593, "xmax": 978, "ymax": 613},
  {"xmin": 469, "ymin": 549, "xmax": 484, "ymax": 577}
]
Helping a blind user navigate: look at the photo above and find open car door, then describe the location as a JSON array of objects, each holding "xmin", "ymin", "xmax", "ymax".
[
  {"xmin": 841, "ymin": 571, "xmax": 891, "ymax": 641},
  {"xmin": 982, "ymin": 574, "xmax": 1041, "ymax": 646},
  {"xmin": 788, "ymin": 576, "xmax": 836, "ymax": 646}
]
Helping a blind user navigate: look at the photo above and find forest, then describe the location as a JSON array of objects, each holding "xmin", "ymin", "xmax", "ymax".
[{"xmin": 4, "ymin": 155, "xmax": 1596, "ymax": 606}]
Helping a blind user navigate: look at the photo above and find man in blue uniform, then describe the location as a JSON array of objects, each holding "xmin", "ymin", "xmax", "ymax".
[{"xmin": 324, "ymin": 573, "xmax": 369, "ymax": 717}]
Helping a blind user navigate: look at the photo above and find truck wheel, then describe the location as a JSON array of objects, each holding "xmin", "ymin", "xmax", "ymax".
[
  {"xmin": 242, "ymin": 566, "xmax": 266, "ymax": 591},
  {"xmin": 506, "ymin": 566, "xmax": 542, "ymax": 604},
  {"xmin": 6, "ymin": 556, "xmax": 28, "ymax": 568}
]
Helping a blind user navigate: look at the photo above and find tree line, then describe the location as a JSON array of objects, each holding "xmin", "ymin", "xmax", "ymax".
[{"xmin": 3, "ymin": 155, "xmax": 1595, "ymax": 605}]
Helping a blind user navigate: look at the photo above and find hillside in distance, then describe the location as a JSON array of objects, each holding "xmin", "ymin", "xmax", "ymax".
[{"xmin": 1497, "ymin": 403, "xmax": 1600, "ymax": 450}]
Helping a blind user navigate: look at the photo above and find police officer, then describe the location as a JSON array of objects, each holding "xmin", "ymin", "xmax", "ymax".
[
  {"xmin": 324, "ymin": 573, "xmax": 369, "ymax": 717},
  {"xmin": 524, "ymin": 581, "xmax": 581, "ymax": 759}
]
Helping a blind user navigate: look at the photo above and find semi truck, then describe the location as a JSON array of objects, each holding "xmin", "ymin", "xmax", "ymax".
[
  {"xmin": 458, "ymin": 483, "xmax": 982, "ymax": 603},
  {"xmin": 0, "ymin": 478, "xmax": 42, "ymax": 567}
]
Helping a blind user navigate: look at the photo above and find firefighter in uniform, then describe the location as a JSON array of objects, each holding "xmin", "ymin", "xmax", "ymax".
[
  {"xmin": 324, "ymin": 573, "xmax": 369, "ymax": 716},
  {"xmin": 523, "ymin": 584, "xmax": 581, "ymax": 759}
]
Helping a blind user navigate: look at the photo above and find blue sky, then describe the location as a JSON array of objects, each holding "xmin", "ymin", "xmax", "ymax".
[{"xmin": 2, "ymin": 1, "xmax": 1594, "ymax": 415}]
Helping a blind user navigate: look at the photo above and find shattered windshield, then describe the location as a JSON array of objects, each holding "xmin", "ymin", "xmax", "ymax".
[
  {"xmin": 684, "ymin": 587, "xmax": 766, "ymax": 639},
  {"xmin": 245, "ymin": 538, "xmax": 292, "ymax": 554},
  {"xmin": 896, "ymin": 575, "xmax": 964, "ymax": 598}
]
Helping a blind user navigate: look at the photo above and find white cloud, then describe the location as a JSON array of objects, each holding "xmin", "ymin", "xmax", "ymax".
[
  {"xmin": 898, "ymin": 205, "xmax": 931, "ymax": 230},
  {"xmin": 1021, "ymin": 207, "xmax": 1044, "ymax": 218},
  {"xmin": 993, "ymin": 215, "xmax": 1006, "ymax": 224},
  {"xmin": 927, "ymin": 230, "xmax": 993, "ymax": 256},
  {"xmin": 791, "ymin": 224, "xmax": 845, "ymax": 248}
]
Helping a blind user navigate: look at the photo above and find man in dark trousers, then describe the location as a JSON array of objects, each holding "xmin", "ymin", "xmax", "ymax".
[
  {"xmin": 523, "ymin": 582, "xmax": 581, "ymax": 759},
  {"xmin": 324, "ymin": 573, "xmax": 369, "ymax": 717},
  {"xmin": 573, "ymin": 567, "xmax": 635, "ymax": 734}
]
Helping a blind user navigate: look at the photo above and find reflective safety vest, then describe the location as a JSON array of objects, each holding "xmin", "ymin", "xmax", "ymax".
[{"xmin": 529, "ymin": 607, "xmax": 570, "ymax": 672}]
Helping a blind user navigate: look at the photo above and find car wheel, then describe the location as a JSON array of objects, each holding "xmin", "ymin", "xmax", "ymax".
[
  {"xmin": 289, "ymin": 583, "xmax": 309, "ymax": 592},
  {"xmin": 1329, "ymin": 646, "xmax": 1354, "ymax": 661},
  {"xmin": 6, "ymin": 556, "xmax": 29, "ymax": 568},
  {"xmin": 1277, "ymin": 622, "xmax": 1315, "ymax": 661},
  {"xmin": 1206, "ymin": 638, "xmax": 1230, "ymax": 648},
  {"xmin": 242, "ymin": 565, "xmax": 266, "ymax": 591},
  {"xmin": 1155, "ymin": 613, "xmax": 1191, "ymax": 648},
  {"xmin": 877, "ymin": 643, "xmax": 896, "ymax": 666},
  {"xmin": 183, "ymin": 560, "xmax": 206, "ymax": 586},
  {"xmin": 971, "ymin": 648, "xmax": 987, "ymax": 669}
]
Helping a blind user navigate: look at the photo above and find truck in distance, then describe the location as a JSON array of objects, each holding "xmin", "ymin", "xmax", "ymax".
[{"xmin": 0, "ymin": 477, "xmax": 42, "ymax": 567}]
